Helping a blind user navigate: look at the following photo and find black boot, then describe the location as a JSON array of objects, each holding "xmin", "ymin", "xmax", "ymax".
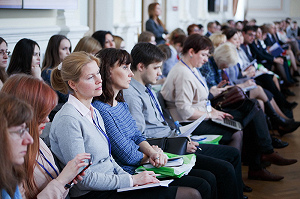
[{"xmin": 264, "ymin": 101, "xmax": 292, "ymax": 127}]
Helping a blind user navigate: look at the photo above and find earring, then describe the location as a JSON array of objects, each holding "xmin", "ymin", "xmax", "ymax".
[{"xmin": 190, "ymin": 55, "xmax": 193, "ymax": 58}]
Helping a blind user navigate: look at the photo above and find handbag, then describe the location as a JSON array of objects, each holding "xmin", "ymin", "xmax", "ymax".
[
  {"xmin": 147, "ymin": 137, "xmax": 189, "ymax": 155},
  {"xmin": 211, "ymin": 86, "xmax": 247, "ymax": 110}
]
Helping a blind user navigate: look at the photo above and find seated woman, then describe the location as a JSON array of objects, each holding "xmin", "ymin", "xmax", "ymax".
[
  {"xmin": 161, "ymin": 34, "xmax": 297, "ymax": 181},
  {"xmin": 92, "ymin": 30, "xmax": 116, "ymax": 49},
  {"xmin": 6, "ymin": 38, "xmax": 42, "ymax": 79},
  {"xmin": 41, "ymin": 34, "xmax": 72, "ymax": 121},
  {"xmin": 73, "ymin": 36, "xmax": 102, "ymax": 55},
  {"xmin": 50, "ymin": 51, "xmax": 200, "ymax": 199},
  {"xmin": 2, "ymin": 74, "xmax": 90, "ymax": 199},
  {"xmin": 113, "ymin": 35, "xmax": 126, "ymax": 50},
  {"xmin": 138, "ymin": 31, "xmax": 157, "ymax": 45},
  {"xmin": 0, "ymin": 93, "xmax": 33, "ymax": 199},
  {"xmin": 0, "ymin": 37, "xmax": 9, "ymax": 89}
]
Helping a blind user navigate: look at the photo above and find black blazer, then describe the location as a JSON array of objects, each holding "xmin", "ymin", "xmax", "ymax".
[{"xmin": 249, "ymin": 41, "xmax": 274, "ymax": 63}]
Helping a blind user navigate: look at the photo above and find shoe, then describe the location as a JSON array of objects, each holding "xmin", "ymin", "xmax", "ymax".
[
  {"xmin": 272, "ymin": 137, "xmax": 289, "ymax": 148},
  {"xmin": 248, "ymin": 168, "xmax": 284, "ymax": 181},
  {"xmin": 264, "ymin": 101, "xmax": 292, "ymax": 127},
  {"xmin": 282, "ymin": 88, "xmax": 296, "ymax": 96},
  {"xmin": 293, "ymin": 77, "xmax": 299, "ymax": 82},
  {"xmin": 286, "ymin": 101, "xmax": 298, "ymax": 110},
  {"xmin": 243, "ymin": 185, "xmax": 252, "ymax": 192},
  {"xmin": 293, "ymin": 71, "xmax": 300, "ymax": 77},
  {"xmin": 278, "ymin": 121, "xmax": 300, "ymax": 136},
  {"xmin": 261, "ymin": 151, "xmax": 297, "ymax": 166},
  {"xmin": 243, "ymin": 195, "xmax": 248, "ymax": 199}
]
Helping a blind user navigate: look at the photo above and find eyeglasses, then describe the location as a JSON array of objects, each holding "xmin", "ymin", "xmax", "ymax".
[
  {"xmin": 10, "ymin": 127, "xmax": 29, "ymax": 138},
  {"xmin": 0, "ymin": 49, "xmax": 11, "ymax": 56},
  {"xmin": 247, "ymin": 33, "xmax": 256, "ymax": 37}
]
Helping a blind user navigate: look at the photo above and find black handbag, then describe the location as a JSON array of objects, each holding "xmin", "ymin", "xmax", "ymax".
[{"xmin": 147, "ymin": 137, "xmax": 189, "ymax": 155}]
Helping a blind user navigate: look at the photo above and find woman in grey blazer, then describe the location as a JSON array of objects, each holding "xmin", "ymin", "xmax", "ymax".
[{"xmin": 49, "ymin": 51, "xmax": 202, "ymax": 199}]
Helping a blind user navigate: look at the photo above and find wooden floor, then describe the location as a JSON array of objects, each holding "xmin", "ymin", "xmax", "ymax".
[{"xmin": 242, "ymin": 81, "xmax": 300, "ymax": 199}]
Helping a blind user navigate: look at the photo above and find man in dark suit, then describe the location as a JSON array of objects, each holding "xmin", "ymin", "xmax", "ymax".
[{"xmin": 205, "ymin": 21, "xmax": 217, "ymax": 37}]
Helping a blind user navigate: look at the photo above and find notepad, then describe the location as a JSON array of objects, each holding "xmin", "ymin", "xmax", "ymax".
[
  {"xmin": 117, "ymin": 179, "xmax": 174, "ymax": 192},
  {"xmin": 143, "ymin": 157, "xmax": 184, "ymax": 168}
]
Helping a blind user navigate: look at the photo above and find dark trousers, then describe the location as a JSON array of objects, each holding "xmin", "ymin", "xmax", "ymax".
[
  {"xmin": 222, "ymin": 99, "xmax": 273, "ymax": 170},
  {"xmin": 71, "ymin": 186, "xmax": 178, "ymax": 199},
  {"xmin": 195, "ymin": 144, "xmax": 243, "ymax": 199},
  {"xmin": 168, "ymin": 169, "xmax": 216, "ymax": 199},
  {"xmin": 255, "ymin": 74, "xmax": 291, "ymax": 110}
]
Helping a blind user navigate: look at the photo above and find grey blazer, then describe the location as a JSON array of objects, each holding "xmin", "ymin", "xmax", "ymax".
[{"xmin": 50, "ymin": 103, "xmax": 131, "ymax": 197}]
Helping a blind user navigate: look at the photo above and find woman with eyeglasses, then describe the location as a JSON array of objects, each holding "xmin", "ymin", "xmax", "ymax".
[
  {"xmin": 2, "ymin": 74, "xmax": 90, "ymax": 199},
  {"xmin": 0, "ymin": 37, "xmax": 10, "ymax": 89},
  {"xmin": 0, "ymin": 92, "xmax": 33, "ymax": 199}
]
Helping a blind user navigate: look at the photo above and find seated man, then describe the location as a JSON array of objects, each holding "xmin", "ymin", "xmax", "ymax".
[{"xmin": 123, "ymin": 42, "xmax": 249, "ymax": 199}]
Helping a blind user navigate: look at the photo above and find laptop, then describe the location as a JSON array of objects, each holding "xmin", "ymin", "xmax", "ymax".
[{"xmin": 211, "ymin": 118, "xmax": 243, "ymax": 131}]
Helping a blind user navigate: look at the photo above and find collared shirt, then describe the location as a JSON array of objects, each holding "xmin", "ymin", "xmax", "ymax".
[
  {"xmin": 123, "ymin": 78, "xmax": 174, "ymax": 138},
  {"xmin": 67, "ymin": 94, "xmax": 95, "ymax": 125}
]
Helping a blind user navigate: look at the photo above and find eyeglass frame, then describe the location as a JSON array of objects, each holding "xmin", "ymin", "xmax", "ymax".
[
  {"xmin": 9, "ymin": 127, "xmax": 30, "ymax": 138},
  {"xmin": 0, "ymin": 49, "xmax": 11, "ymax": 56}
]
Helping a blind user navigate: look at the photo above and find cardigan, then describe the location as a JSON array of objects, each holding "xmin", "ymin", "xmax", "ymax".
[
  {"xmin": 161, "ymin": 61, "xmax": 209, "ymax": 122},
  {"xmin": 92, "ymin": 100, "xmax": 146, "ymax": 174},
  {"xmin": 50, "ymin": 102, "xmax": 131, "ymax": 197}
]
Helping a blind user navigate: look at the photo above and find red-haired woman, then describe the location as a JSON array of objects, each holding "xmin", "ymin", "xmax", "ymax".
[{"xmin": 2, "ymin": 74, "xmax": 90, "ymax": 199}]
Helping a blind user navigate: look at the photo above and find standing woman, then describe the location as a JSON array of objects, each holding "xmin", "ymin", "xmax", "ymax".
[
  {"xmin": 6, "ymin": 38, "xmax": 42, "ymax": 79},
  {"xmin": 41, "ymin": 35, "xmax": 72, "ymax": 120},
  {"xmin": 50, "ymin": 51, "xmax": 201, "ymax": 199},
  {"xmin": 2, "ymin": 74, "xmax": 90, "ymax": 199},
  {"xmin": 0, "ymin": 93, "xmax": 34, "ymax": 199},
  {"xmin": 0, "ymin": 37, "xmax": 9, "ymax": 89},
  {"xmin": 146, "ymin": 2, "xmax": 168, "ymax": 45}
]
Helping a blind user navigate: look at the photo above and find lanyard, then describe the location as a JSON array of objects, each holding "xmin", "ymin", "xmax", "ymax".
[
  {"xmin": 93, "ymin": 110, "xmax": 112, "ymax": 156},
  {"xmin": 145, "ymin": 86, "xmax": 166, "ymax": 123},
  {"xmin": 181, "ymin": 59, "xmax": 209, "ymax": 93},
  {"xmin": 92, "ymin": 109, "xmax": 118, "ymax": 174},
  {"xmin": 36, "ymin": 149, "xmax": 59, "ymax": 180}
]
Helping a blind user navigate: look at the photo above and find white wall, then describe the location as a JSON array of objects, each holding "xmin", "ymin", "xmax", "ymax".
[
  {"xmin": 0, "ymin": 0, "xmax": 89, "ymax": 63},
  {"xmin": 246, "ymin": 0, "xmax": 300, "ymax": 25}
]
